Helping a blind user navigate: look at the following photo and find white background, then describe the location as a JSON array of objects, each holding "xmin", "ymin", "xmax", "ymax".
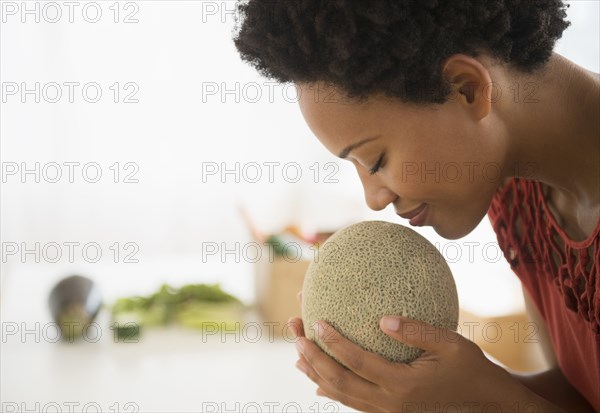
[{"xmin": 1, "ymin": 1, "xmax": 598, "ymax": 412}]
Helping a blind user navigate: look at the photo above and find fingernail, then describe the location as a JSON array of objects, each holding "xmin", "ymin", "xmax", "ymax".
[
  {"xmin": 313, "ymin": 321, "xmax": 324, "ymax": 338},
  {"xmin": 295, "ymin": 338, "xmax": 305, "ymax": 354},
  {"xmin": 381, "ymin": 316, "xmax": 401, "ymax": 332},
  {"xmin": 286, "ymin": 320, "xmax": 297, "ymax": 338}
]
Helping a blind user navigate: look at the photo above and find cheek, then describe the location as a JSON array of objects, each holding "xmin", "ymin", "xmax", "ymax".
[
  {"xmin": 401, "ymin": 133, "xmax": 497, "ymax": 190},
  {"xmin": 383, "ymin": 123, "xmax": 499, "ymax": 200},
  {"xmin": 424, "ymin": 183, "xmax": 499, "ymax": 239},
  {"xmin": 385, "ymin": 157, "xmax": 499, "ymax": 208},
  {"xmin": 384, "ymin": 146, "xmax": 456, "ymax": 197}
]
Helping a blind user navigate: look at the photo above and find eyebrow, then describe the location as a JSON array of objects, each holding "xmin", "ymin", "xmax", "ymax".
[{"xmin": 338, "ymin": 136, "xmax": 380, "ymax": 159}]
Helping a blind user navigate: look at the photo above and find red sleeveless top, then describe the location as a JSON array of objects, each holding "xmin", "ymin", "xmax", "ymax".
[{"xmin": 487, "ymin": 177, "xmax": 600, "ymax": 412}]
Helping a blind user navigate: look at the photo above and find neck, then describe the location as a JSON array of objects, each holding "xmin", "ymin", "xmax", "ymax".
[{"xmin": 501, "ymin": 53, "xmax": 600, "ymax": 209}]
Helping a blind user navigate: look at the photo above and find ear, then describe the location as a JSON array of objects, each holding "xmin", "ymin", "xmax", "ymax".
[{"xmin": 441, "ymin": 54, "xmax": 494, "ymax": 121}]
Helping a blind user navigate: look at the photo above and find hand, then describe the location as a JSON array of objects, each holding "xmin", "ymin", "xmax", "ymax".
[{"xmin": 287, "ymin": 291, "xmax": 539, "ymax": 413}]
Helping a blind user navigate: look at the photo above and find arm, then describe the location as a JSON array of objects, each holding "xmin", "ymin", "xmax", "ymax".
[{"xmin": 510, "ymin": 286, "xmax": 596, "ymax": 413}]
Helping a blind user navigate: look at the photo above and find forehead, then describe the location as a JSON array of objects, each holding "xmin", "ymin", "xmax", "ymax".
[
  {"xmin": 296, "ymin": 82, "xmax": 385, "ymax": 148},
  {"xmin": 295, "ymin": 82, "xmax": 422, "ymax": 154}
]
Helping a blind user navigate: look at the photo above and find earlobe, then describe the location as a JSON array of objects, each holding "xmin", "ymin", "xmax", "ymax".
[{"xmin": 441, "ymin": 54, "xmax": 493, "ymax": 120}]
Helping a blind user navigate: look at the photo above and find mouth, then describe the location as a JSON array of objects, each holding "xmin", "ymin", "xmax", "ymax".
[
  {"xmin": 397, "ymin": 203, "xmax": 427, "ymax": 220},
  {"xmin": 397, "ymin": 203, "xmax": 429, "ymax": 227}
]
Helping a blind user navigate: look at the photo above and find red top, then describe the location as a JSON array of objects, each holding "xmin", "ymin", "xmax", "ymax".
[{"xmin": 487, "ymin": 177, "xmax": 600, "ymax": 412}]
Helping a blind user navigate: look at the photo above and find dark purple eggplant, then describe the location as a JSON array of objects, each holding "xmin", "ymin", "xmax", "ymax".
[{"xmin": 48, "ymin": 275, "xmax": 102, "ymax": 341}]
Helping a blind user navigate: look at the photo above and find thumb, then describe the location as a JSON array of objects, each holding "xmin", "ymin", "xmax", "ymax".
[{"xmin": 379, "ymin": 316, "xmax": 461, "ymax": 353}]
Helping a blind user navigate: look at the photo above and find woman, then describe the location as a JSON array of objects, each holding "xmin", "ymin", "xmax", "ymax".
[{"xmin": 234, "ymin": 1, "xmax": 599, "ymax": 412}]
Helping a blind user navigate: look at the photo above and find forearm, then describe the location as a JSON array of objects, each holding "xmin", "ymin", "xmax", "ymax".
[{"xmin": 511, "ymin": 368, "xmax": 595, "ymax": 413}]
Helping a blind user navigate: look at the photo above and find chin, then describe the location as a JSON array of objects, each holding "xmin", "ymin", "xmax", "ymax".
[
  {"xmin": 432, "ymin": 226, "xmax": 466, "ymax": 240},
  {"xmin": 431, "ymin": 213, "xmax": 482, "ymax": 240}
]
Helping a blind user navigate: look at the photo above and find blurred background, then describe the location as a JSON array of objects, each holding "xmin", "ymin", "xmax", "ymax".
[{"xmin": 1, "ymin": 1, "xmax": 598, "ymax": 412}]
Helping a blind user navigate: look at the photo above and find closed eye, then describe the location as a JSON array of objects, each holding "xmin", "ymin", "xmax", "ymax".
[{"xmin": 369, "ymin": 154, "xmax": 384, "ymax": 175}]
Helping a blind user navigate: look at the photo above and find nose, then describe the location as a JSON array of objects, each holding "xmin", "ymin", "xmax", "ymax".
[{"xmin": 355, "ymin": 166, "xmax": 398, "ymax": 211}]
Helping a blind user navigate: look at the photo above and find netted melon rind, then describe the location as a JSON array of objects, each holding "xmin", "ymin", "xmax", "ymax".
[{"xmin": 302, "ymin": 220, "xmax": 459, "ymax": 366}]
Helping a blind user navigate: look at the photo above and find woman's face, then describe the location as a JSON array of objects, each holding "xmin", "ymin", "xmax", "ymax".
[{"xmin": 296, "ymin": 81, "xmax": 507, "ymax": 240}]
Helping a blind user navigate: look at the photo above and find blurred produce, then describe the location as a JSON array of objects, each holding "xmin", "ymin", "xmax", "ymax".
[
  {"xmin": 111, "ymin": 283, "xmax": 246, "ymax": 340},
  {"xmin": 48, "ymin": 275, "xmax": 102, "ymax": 342},
  {"xmin": 238, "ymin": 204, "xmax": 333, "ymax": 250},
  {"xmin": 238, "ymin": 205, "xmax": 338, "ymax": 335}
]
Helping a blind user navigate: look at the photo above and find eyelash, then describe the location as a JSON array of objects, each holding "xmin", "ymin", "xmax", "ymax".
[{"xmin": 369, "ymin": 154, "xmax": 384, "ymax": 175}]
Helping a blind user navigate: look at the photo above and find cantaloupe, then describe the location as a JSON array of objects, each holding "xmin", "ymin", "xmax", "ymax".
[{"xmin": 301, "ymin": 220, "xmax": 459, "ymax": 365}]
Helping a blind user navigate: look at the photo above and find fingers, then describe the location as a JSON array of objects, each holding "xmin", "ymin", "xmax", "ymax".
[
  {"xmin": 287, "ymin": 316, "xmax": 305, "ymax": 339},
  {"xmin": 296, "ymin": 335, "xmax": 384, "ymax": 405},
  {"xmin": 312, "ymin": 320, "xmax": 406, "ymax": 384},
  {"xmin": 294, "ymin": 349, "xmax": 383, "ymax": 413},
  {"xmin": 379, "ymin": 316, "xmax": 463, "ymax": 355}
]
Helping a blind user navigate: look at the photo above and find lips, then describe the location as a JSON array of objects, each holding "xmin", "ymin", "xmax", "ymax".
[{"xmin": 397, "ymin": 203, "xmax": 427, "ymax": 220}]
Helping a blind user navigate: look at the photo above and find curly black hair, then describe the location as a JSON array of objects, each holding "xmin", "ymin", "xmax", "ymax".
[{"xmin": 233, "ymin": 0, "xmax": 570, "ymax": 104}]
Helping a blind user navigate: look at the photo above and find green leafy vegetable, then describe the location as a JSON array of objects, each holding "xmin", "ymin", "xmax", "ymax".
[{"xmin": 111, "ymin": 283, "xmax": 245, "ymax": 339}]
